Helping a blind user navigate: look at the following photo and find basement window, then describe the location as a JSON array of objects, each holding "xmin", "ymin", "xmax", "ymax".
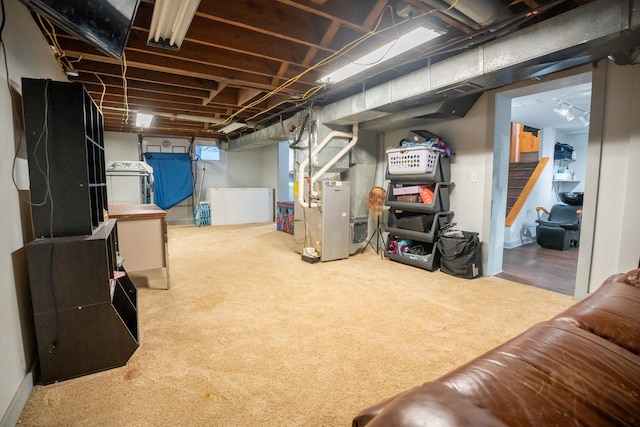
[{"xmin": 195, "ymin": 145, "xmax": 221, "ymax": 161}]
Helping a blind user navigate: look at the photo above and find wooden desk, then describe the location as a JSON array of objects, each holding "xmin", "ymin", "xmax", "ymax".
[{"xmin": 108, "ymin": 204, "xmax": 170, "ymax": 289}]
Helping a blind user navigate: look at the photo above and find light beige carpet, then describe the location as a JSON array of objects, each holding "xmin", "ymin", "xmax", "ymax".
[{"xmin": 18, "ymin": 223, "xmax": 576, "ymax": 426}]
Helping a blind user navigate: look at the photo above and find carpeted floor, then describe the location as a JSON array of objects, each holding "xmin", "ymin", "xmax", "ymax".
[{"xmin": 18, "ymin": 223, "xmax": 576, "ymax": 426}]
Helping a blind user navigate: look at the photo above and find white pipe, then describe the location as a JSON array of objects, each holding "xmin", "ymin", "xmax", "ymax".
[
  {"xmin": 152, "ymin": 111, "xmax": 225, "ymax": 124},
  {"xmin": 297, "ymin": 129, "xmax": 352, "ymax": 208},
  {"xmin": 310, "ymin": 123, "xmax": 358, "ymax": 193},
  {"xmin": 296, "ymin": 124, "xmax": 358, "ymax": 208}
]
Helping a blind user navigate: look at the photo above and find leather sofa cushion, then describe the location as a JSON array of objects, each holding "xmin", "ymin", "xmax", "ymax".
[
  {"xmin": 436, "ymin": 321, "xmax": 640, "ymax": 427},
  {"xmin": 552, "ymin": 273, "xmax": 640, "ymax": 354}
]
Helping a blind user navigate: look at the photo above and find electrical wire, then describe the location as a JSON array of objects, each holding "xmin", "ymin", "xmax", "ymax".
[
  {"xmin": 94, "ymin": 73, "xmax": 106, "ymax": 112},
  {"xmin": 36, "ymin": 14, "xmax": 79, "ymax": 76},
  {"xmin": 121, "ymin": 51, "xmax": 129, "ymax": 124},
  {"xmin": 221, "ymin": 1, "xmax": 460, "ymax": 127}
]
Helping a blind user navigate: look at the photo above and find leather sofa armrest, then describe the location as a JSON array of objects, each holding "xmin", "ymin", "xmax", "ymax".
[{"xmin": 354, "ymin": 383, "xmax": 506, "ymax": 427}]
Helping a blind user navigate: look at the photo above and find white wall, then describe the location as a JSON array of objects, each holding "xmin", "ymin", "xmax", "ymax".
[
  {"xmin": 588, "ymin": 61, "xmax": 640, "ymax": 290},
  {"xmin": 382, "ymin": 95, "xmax": 490, "ymax": 236},
  {"xmin": 555, "ymin": 130, "xmax": 588, "ymax": 194},
  {"xmin": 1, "ymin": 1, "xmax": 67, "ymax": 424},
  {"xmin": 377, "ymin": 62, "xmax": 640, "ymax": 292},
  {"xmin": 104, "ymin": 132, "xmax": 272, "ymax": 223}
]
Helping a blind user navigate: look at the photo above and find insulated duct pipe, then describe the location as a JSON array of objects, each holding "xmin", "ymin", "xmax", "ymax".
[
  {"xmin": 297, "ymin": 124, "xmax": 359, "ymax": 208},
  {"xmin": 442, "ymin": 0, "xmax": 513, "ymax": 27}
]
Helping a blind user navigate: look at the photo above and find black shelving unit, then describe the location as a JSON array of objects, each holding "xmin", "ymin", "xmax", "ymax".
[
  {"xmin": 22, "ymin": 79, "xmax": 139, "ymax": 384},
  {"xmin": 25, "ymin": 219, "xmax": 139, "ymax": 384},
  {"xmin": 22, "ymin": 78, "xmax": 107, "ymax": 238},
  {"xmin": 384, "ymin": 148, "xmax": 454, "ymax": 271}
]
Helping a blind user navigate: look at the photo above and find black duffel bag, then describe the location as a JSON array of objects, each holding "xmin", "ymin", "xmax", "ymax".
[{"xmin": 437, "ymin": 231, "xmax": 482, "ymax": 279}]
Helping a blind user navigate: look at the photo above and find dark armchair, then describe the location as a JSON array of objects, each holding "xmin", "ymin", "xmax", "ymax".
[{"xmin": 535, "ymin": 204, "xmax": 582, "ymax": 250}]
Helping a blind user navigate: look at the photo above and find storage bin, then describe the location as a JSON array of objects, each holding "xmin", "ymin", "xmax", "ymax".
[
  {"xmin": 387, "ymin": 146, "xmax": 438, "ymax": 175},
  {"xmin": 385, "ymin": 211, "xmax": 454, "ymax": 243},
  {"xmin": 385, "ymin": 238, "xmax": 440, "ymax": 271},
  {"xmin": 386, "ymin": 182, "xmax": 451, "ymax": 213}
]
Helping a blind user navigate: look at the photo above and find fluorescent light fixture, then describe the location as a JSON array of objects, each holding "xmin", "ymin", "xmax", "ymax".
[
  {"xmin": 136, "ymin": 113, "xmax": 154, "ymax": 128},
  {"xmin": 318, "ymin": 26, "xmax": 442, "ymax": 84},
  {"xmin": 219, "ymin": 122, "xmax": 246, "ymax": 134},
  {"xmin": 148, "ymin": 0, "xmax": 201, "ymax": 50}
]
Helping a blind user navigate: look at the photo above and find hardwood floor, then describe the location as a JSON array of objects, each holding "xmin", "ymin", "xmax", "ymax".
[{"xmin": 497, "ymin": 243, "xmax": 579, "ymax": 295}]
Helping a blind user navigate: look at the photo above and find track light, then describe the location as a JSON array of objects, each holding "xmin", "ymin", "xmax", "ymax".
[
  {"xmin": 553, "ymin": 97, "xmax": 588, "ymax": 124},
  {"xmin": 553, "ymin": 101, "xmax": 569, "ymax": 117},
  {"xmin": 148, "ymin": 0, "xmax": 201, "ymax": 50},
  {"xmin": 565, "ymin": 107, "xmax": 575, "ymax": 121},
  {"xmin": 579, "ymin": 112, "xmax": 590, "ymax": 127}
]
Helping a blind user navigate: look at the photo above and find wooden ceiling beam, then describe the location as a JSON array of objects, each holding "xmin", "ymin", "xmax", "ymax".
[
  {"xmin": 238, "ymin": 88, "xmax": 263, "ymax": 106},
  {"xmin": 66, "ymin": 48, "xmax": 313, "ymax": 94},
  {"xmin": 76, "ymin": 73, "xmax": 212, "ymax": 99},
  {"xmin": 195, "ymin": 0, "xmax": 329, "ymax": 48},
  {"xmin": 69, "ymin": 60, "xmax": 220, "ymax": 92},
  {"xmin": 83, "ymin": 83, "xmax": 250, "ymax": 110},
  {"xmin": 91, "ymin": 96, "xmax": 261, "ymax": 118},
  {"xmin": 202, "ymin": 80, "xmax": 229, "ymax": 106}
]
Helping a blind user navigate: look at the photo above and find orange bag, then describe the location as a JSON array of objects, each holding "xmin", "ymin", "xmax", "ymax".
[{"xmin": 419, "ymin": 188, "xmax": 434, "ymax": 204}]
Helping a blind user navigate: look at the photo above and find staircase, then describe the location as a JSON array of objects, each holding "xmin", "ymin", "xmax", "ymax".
[{"xmin": 507, "ymin": 161, "xmax": 539, "ymax": 216}]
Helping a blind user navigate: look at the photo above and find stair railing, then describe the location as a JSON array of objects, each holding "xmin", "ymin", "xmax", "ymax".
[{"xmin": 505, "ymin": 157, "xmax": 549, "ymax": 227}]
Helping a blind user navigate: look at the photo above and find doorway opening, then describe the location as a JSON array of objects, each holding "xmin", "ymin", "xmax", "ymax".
[{"xmin": 491, "ymin": 73, "xmax": 592, "ymax": 296}]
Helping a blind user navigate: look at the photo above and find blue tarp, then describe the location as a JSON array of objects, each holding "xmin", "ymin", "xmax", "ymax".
[{"xmin": 144, "ymin": 152, "xmax": 193, "ymax": 210}]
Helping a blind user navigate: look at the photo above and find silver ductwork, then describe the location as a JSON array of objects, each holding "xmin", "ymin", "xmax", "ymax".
[
  {"xmin": 609, "ymin": 47, "xmax": 640, "ymax": 65},
  {"xmin": 230, "ymin": 0, "xmax": 640, "ymax": 150},
  {"xmin": 432, "ymin": 0, "xmax": 513, "ymax": 28}
]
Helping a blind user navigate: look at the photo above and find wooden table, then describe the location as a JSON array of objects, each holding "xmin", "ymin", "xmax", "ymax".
[{"xmin": 108, "ymin": 204, "xmax": 170, "ymax": 289}]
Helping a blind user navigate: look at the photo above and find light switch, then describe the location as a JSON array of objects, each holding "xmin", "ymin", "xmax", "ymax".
[{"xmin": 470, "ymin": 170, "xmax": 478, "ymax": 182}]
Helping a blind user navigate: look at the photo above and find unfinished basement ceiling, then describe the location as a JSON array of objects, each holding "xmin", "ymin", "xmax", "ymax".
[{"xmin": 21, "ymin": 0, "xmax": 614, "ymax": 139}]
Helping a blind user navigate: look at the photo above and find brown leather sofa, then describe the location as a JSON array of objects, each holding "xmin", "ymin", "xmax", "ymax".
[{"xmin": 353, "ymin": 269, "xmax": 640, "ymax": 427}]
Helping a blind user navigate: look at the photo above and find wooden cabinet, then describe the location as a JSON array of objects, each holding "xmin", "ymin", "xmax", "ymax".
[
  {"xmin": 22, "ymin": 78, "xmax": 107, "ymax": 238},
  {"xmin": 26, "ymin": 219, "xmax": 139, "ymax": 384},
  {"xmin": 519, "ymin": 124, "xmax": 540, "ymax": 152},
  {"xmin": 510, "ymin": 123, "xmax": 540, "ymax": 162}
]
